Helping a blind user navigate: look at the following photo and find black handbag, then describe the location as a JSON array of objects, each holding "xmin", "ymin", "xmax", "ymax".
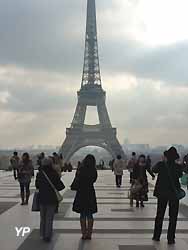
[
  {"xmin": 165, "ymin": 163, "xmax": 186, "ymax": 200},
  {"xmin": 175, "ymin": 188, "xmax": 186, "ymax": 200},
  {"xmin": 31, "ymin": 190, "xmax": 40, "ymax": 212}
]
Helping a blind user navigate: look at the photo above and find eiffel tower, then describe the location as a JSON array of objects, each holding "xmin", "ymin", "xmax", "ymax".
[{"xmin": 59, "ymin": 0, "xmax": 125, "ymax": 162}]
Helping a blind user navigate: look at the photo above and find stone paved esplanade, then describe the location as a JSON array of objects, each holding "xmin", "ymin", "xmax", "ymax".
[{"xmin": 0, "ymin": 170, "xmax": 188, "ymax": 250}]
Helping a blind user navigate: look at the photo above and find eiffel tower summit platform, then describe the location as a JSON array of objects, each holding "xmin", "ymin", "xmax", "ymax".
[{"xmin": 59, "ymin": 0, "xmax": 125, "ymax": 162}]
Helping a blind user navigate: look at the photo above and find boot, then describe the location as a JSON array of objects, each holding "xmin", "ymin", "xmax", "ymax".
[
  {"xmin": 25, "ymin": 192, "xmax": 30, "ymax": 205},
  {"xmin": 86, "ymin": 219, "xmax": 94, "ymax": 240},
  {"xmin": 20, "ymin": 192, "xmax": 25, "ymax": 205},
  {"xmin": 130, "ymin": 198, "xmax": 133, "ymax": 207},
  {"xmin": 80, "ymin": 219, "xmax": 87, "ymax": 240},
  {"xmin": 140, "ymin": 201, "xmax": 144, "ymax": 207},
  {"xmin": 136, "ymin": 201, "xmax": 139, "ymax": 208}
]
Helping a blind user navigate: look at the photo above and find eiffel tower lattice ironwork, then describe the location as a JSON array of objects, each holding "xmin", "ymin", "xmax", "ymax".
[{"xmin": 59, "ymin": 0, "xmax": 125, "ymax": 162}]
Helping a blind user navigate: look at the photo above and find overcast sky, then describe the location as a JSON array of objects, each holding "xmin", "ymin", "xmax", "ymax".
[{"xmin": 0, "ymin": 0, "xmax": 188, "ymax": 148}]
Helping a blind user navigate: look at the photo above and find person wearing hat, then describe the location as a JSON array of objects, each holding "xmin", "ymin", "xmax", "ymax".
[
  {"xmin": 152, "ymin": 147, "xmax": 183, "ymax": 245},
  {"xmin": 35, "ymin": 157, "xmax": 65, "ymax": 242}
]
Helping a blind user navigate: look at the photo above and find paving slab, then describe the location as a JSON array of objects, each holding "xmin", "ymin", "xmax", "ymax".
[{"xmin": 0, "ymin": 170, "xmax": 188, "ymax": 250}]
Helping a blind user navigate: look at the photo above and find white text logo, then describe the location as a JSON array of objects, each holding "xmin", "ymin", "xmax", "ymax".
[{"xmin": 15, "ymin": 227, "xmax": 31, "ymax": 237}]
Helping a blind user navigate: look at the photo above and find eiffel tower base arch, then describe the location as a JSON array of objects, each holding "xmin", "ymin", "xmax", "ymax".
[{"xmin": 59, "ymin": 126, "xmax": 125, "ymax": 163}]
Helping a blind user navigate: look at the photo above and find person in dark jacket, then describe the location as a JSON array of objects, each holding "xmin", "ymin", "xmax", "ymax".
[
  {"xmin": 132, "ymin": 154, "xmax": 155, "ymax": 208},
  {"xmin": 17, "ymin": 152, "xmax": 34, "ymax": 205},
  {"xmin": 37, "ymin": 152, "xmax": 45, "ymax": 168},
  {"xmin": 152, "ymin": 147, "xmax": 183, "ymax": 245},
  {"xmin": 35, "ymin": 157, "xmax": 65, "ymax": 242},
  {"xmin": 73, "ymin": 154, "xmax": 98, "ymax": 240},
  {"xmin": 10, "ymin": 151, "xmax": 20, "ymax": 180},
  {"xmin": 182, "ymin": 154, "xmax": 188, "ymax": 189}
]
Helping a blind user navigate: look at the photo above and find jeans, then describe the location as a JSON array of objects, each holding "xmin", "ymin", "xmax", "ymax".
[
  {"xmin": 116, "ymin": 175, "xmax": 122, "ymax": 186},
  {"xmin": 19, "ymin": 182, "xmax": 30, "ymax": 201},
  {"xmin": 153, "ymin": 198, "xmax": 179, "ymax": 241},
  {"xmin": 40, "ymin": 204, "xmax": 56, "ymax": 239}
]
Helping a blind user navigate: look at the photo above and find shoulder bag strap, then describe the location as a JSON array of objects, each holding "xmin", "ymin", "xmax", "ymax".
[{"xmin": 42, "ymin": 170, "xmax": 57, "ymax": 192}]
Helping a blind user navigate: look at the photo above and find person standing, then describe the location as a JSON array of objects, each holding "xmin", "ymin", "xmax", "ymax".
[
  {"xmin": 152, "ymin": 147, "xmax": 183, "ymax": 245},
  {"xmin": 37, "ymin": 152, "xmax": 45, "ymax": 168},
  {"xmin": 127, "ymin": 152, "xmax": 137, "ymax": 184},
  {"xmin": 68, "ymin": 162, "xmax": 73, "ymax": 172},
  {"xmin": 35, "ymin": 158, "xmax": 65, "ymax": 242},
  {"xmin": 146, "ymin": 155, "xmax": 152, "ymax": 169},
  {"xmin": 99, "ymin": 160, "xmax": 104, "ymax": 169},
  {"xmin": 17, "ymin": 153, "xmax": 34, "ymax": 205},
  {"xmin": 182, "ymin": 154, "xmax": 188, "ymax": 190},
  {"xmin": 52, "ymin": 152, "xmax": 62, "ymax": 178},
  {"xmin": 132, "ymin": 154, "xmax": 155, "ymax": 208},
  {"xmin": 10, "ymin": 151, "xmax": 20, "ymax": 180},
  {"xmin": 59, "ymin": 154, "xmax": 64, "ymax": 172},
  {"xmin": 127, "ymin": 152, "xmax": 137, "ymax": 206},
  {"xmin": 109, "ymin": 159, "xmax": 115, "ymax": 172},
  {"xmin": 113, "ymin": 155, "xmax": 124, "ymax": 188},
  {"xmin": 73, "ymin": 154, "xmax": 98, "ymax": 240}
]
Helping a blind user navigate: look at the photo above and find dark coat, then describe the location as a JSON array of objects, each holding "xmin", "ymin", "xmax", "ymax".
[
  {"xmin": 132, "ymin": 163, "xmax": 155, "ymax": 182},
  {"xmin": 18, "ymin": 160, "xmax": 34, "ymax": 184},
  {"xmin": 152, "ymin": 161, "xmax": 183, "ymax": 199},
  {"xmin": 35, "ymin": 167, "xmax": 65, "ymax": 205},
  {"xmin": 73, "ymin": 166, "xmax": 98, "ymax": 214},
  {"xmin": 132, "ymin": 163, "xmax": 155, "ymax": 201}
]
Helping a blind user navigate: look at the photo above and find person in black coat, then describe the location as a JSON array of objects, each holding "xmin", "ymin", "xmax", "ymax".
[
  {"xmin": 132, "ymin": 154, "xmax": 155, "ymax": 208},
  {"xmin": 152, "ymin": 147, "xmax": 183, "ymax": 245},
  {"xmin": 35, "ymin": 157, "xmax": 65, "ymax": 242},
  {"xmin": 73, "ymin": 154, "xmax": 98, "ymax": 240}
]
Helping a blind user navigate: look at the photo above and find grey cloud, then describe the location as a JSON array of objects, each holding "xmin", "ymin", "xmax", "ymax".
[
  {"xmin": 0, "ymin": 0, "xmax": 187, "ymax": 86},
  {"xmin": 101, "ymin": 39, "xmax": 188, "ymax": 86},
  {"xmin": 0, "ymin": 81, "xmax": 76, "ymax": 113},
  {"xmin": 0, "ymin": 0, "xmax": 86, "ymax": 72},
  {"xmin": 107, "ymin": 83, "xmax": 188, "ymax": 132},
  {"xmin": 0, "ymin": 110, "xmax": 69, "ymax": 147}
]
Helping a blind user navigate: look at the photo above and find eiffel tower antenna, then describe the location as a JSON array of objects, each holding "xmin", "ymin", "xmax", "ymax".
[
  {"xmin": 81, "ymin": 0, "xmax": 101, "ymax": 87},
  {"xmin": 59, "ymin": 0, "xmax": 125, "ymax": 162}
]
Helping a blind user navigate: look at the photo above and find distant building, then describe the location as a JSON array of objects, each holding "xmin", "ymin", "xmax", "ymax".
[{"xmin": 124, "ymin": 144, "xmax": 150, "ymax": 154}]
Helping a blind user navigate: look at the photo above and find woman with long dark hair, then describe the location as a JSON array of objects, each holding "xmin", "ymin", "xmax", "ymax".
[
  {"xmin": 17, "ymin": 152, "xmax": 34, "ymax": 205},
  {"xmin": 73, "ymin": 154, "xmax": 98, "ymax": 240},
  {"xmin": 132, "ymin": 154, "xmax": 155, "ymax": 208},
  {"xmin": 152, "ymin": 147, "xmax": 183, "ymax": 245}
]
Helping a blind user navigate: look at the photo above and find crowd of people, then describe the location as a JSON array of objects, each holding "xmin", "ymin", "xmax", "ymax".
[
  {"xmin": 10, "ymin": 151, "xmax": 73, "ymax": 206},
  {"xmin": 9, "ymin": 146, "xmax": 188, "ymax": 245},
  {"xmin": 112, "ymin": 147, "xmax": 187, "ymax": 244}
]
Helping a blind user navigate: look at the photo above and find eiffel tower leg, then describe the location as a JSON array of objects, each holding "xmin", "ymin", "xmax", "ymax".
[
  {"xmin": 59, "ymin": 132, "xmax": 83, "ymax": 162},
  {"xmin": 102, "ymin": 135, "xmax": 126, "ymax": 159},
  {"xmin": 71, "ymin": 102, "xmax": 87, "ymax": 127},
  {"xmin": 97, "ymin": 102, "xmax": 112, "ymax": 127},
  {"xmin": 110, "ymin": 138, "xmax": 126, "ymax": 159}
]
